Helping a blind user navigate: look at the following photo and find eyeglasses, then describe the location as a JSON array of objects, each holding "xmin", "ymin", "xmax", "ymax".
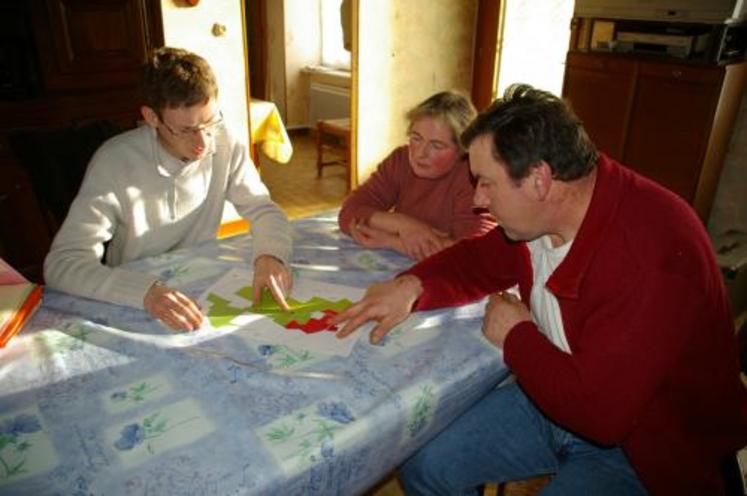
[
  {"xmin": 159, "ymin": 111, "xmax": 224, "ymax": 139},
  {"xmin": 408, "ymin": 132, "xmax": 452, "ymax": 152}
]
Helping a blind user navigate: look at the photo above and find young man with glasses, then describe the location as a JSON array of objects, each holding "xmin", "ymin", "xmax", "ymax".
[{"xmin": 45, "ymin": 47, "xmax": 293, "ymax": 331}]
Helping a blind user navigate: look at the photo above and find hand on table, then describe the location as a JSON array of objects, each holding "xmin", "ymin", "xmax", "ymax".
[
  {"xmin": 253, "ymin": 254, "xmax": 293, "ymax": 311},
  {"xmin": 396, "ymin": 217, "xmax": 452, "ymax": 260},
  {"xmin": 331, "ymin": 275, "xmax": 423, "ymax": 344},
  {"xmin": 143, "ymin": 282, "xmax": 203, "ymax": 331},
  {"xmin": 349, "ymin": 221, "xmax": 399, "ymax": 250},
  {"xmin": 482, "ymin": 291, "xmax": 532, "ymax": 348}
]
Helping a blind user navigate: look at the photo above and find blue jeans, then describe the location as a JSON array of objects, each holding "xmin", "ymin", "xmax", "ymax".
[{"xmin": 399, "ymin": 382, "xmax": 648, "ymax": 495}]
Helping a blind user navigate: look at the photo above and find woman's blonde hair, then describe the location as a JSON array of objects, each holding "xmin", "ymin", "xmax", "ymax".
[{"xmin": 406, "ymin": 91, "xmax": 477, "ymax": 153}]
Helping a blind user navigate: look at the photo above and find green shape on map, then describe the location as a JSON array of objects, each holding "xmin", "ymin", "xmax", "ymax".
[{"xmin": 205, "ymin": 286, "xmax": 352, "ymax": 329}]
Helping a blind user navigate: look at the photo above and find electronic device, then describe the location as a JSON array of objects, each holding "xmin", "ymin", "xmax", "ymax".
[
  {"xmin": 713, "ymin": 22, "xmax": 747, "ymax": 61},
  {"xmin": 615, "ymin": 30, "xmax": 710, "ymax": 58},
  {"xmin": 574, "ymin": 0, "xmax": 746, "ymax": 25}
]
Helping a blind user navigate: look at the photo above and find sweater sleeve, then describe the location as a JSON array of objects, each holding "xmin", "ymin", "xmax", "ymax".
[
  {"xmin": 338, "ymin": 148, "xmax": 403, "ymax": 234},
  {"xmin": 402, "ymin": 228, "xmax": 524, "ymax": 310},
  {"xmin": 225, "ymin": 140, "xmax": 292, "ymax": 266},
  {"xmin": 504, "ymin": 260, "xmax": 705, "ymax": 445},
  {"xmin": 44, "ymin": 148, "xmax": 159, "ymax": 308}
]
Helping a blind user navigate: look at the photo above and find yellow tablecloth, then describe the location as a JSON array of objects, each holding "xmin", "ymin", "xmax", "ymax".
[{"xmin": 249, "ymin": 98, "xmax": 293, "ymax": 164}]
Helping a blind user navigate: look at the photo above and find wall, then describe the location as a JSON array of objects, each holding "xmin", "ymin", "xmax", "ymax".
[
  {"xmin": 356, "ymin": 0, "xmax": 477, "ymax": 182},
  {"xmin": 709, "ymin": 93, "xmax": 747, "ymax": 236},
  {"xmin": 264, "ymin": 0, "xmax": 323, "ymax": 128},
  {"xmin": 160, "ymin": 0, "xmax": 249, "ymax": 145},
  {"xmin": 160, "ymin": 0, "xmax": 250, "ymax": 224},
  {"xmin": 264, "ymin": 1, "xmax": 352, "ymax": 128},
  {"xmin": 283, "ymin": 0, "xmax": 322, "ymax": 128}
]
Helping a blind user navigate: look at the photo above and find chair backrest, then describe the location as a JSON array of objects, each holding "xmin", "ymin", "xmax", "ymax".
[{"xmin": 10, "ymin": 120, "xmax": 120, "ymax": 233}]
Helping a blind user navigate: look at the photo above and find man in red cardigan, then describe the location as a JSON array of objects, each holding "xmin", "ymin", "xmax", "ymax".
[{"xmin": 333, "ymin": 84, "xmax": 747, "ymax": 495}]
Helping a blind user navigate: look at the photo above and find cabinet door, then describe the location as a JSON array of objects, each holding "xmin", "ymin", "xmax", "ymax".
[
  {"xmin": 563, "ymin": 53, "xmax": 636, "ymax": 160},
  {"xmin": 0, "ymin": 162, "xmax": 52, "ymax": 282},
  {"xmin": 32, "ymin": 0, "xmax": 163, "ymax": 91},
  {"xmin": 623, "ymin": 62, "xmax": 722, "ymax": 203}
]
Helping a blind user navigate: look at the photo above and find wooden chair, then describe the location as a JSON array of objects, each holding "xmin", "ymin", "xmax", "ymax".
[
  {"xmin": 316, "ymin": 117, "xmax": 350, "ymax": 188},
  {"xmin": 9, "ymin": 120, "xmax": 121, "ymax": 233}
]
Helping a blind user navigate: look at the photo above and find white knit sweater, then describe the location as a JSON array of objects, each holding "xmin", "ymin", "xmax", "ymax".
[{"xmin": 44, "ymin": 125, "xmax": 292, "ymax": 308}]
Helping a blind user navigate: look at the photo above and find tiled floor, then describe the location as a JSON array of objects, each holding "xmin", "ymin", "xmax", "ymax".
[{"xmin": 259, "ymin": 131, "xmax": 349, "ymax": 220}]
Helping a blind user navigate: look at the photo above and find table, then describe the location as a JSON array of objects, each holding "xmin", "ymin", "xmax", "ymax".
[
  {"xmin": 250, "ymin": 99, "xmax": 293, "ymax": 164},
  {"xmin": 0, "ymin": 211, "xmax": 508, "ymax": 495}
]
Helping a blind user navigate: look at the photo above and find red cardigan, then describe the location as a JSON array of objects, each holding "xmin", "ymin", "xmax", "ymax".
[
  {"xmin": 404, "ymin": 154, "xmax": 747, "ymax": 495},
  {"xmin": 338, "ymin": 146, "xmax": 495, "ymax": 240}
]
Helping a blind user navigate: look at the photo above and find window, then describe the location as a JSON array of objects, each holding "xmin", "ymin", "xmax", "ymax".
[{"xmin": 320, "ymin": 0, "xmax": 351, "ymax": 71}]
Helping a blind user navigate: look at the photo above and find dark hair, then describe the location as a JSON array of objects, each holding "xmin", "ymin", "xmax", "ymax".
[
  {"xmin": 406, "ymin": 90, "xmax": 477, "ymax": 153},
  {"xmin": 461, "ymin": 84, "xmax": 598, "ymax": 181},
  {"xmin": 141, "ymin": 47, "xmax": 218, "ymax": 115}
]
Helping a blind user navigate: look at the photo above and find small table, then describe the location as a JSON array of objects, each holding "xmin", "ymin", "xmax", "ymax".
[
  {"xmin": 250, "ymin": 98, "xmax": 293, "ymax": 164},
  {"xmin": 316, "ymin": 118, "xmax": 351, "ymax": 187}
]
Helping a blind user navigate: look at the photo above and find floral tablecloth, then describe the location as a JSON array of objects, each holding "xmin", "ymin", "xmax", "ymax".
[{"xmin": 0, "ymin": 211, "xmax": 507, "ymax": 495}]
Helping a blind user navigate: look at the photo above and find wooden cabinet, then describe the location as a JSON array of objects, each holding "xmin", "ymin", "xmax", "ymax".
[
  {"xmin": 0, "ymin": 140, "xmax": 52, "ymax": 282},
  {"xmin": 0, "ymin": 0, "xmax": 164, "ymax": 282},
  {"xmin": 563, "ymin": 51, "xmax": 747, "ymax": 222},
  {"xmin": 31, "ymin": 0, "xmax": 163, "ymax": 91}
]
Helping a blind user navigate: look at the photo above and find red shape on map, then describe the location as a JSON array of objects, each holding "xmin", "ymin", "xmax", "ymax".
[{"xmin": 286, "ymin": 310, "xmax": 340, "ymax": 334}]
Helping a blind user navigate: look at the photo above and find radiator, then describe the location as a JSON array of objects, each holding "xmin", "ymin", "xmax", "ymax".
[{"xmin": 309, "ymin": 82, "xmax": 350, "ymax": 124}]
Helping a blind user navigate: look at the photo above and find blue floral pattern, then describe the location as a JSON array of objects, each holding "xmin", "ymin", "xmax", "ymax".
[
  {"xmin": 258, "ymin": 344, "xmax": 313, "ymax": 368},
  {"xmin": 0, "ymin": 413, "xmax": 43, "ymax": 480},
  {"xmin": 113, "ymin": 412, "xmax": 199, "ymax": 455},
  {"xmin": 2, "ymin": 210, "xmax": 508, "ymax": 494},
  {"xmin": 317, "ymin": 402, "xmax": 355, "ymax": 424},
  {"xmin": 407, "ymin": 385, "xmax": 435, "ymax": 437},
  {"xmin": 114, "ymin": 423, "xmax": 145, "ymax": 451},
  {"xmin": 110, "ymin": 382, "xmax": 159, "ymax": 404}
]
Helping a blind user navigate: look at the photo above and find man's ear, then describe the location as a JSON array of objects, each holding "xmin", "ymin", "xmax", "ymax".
[
  {"xmin": 531, "ymin": 161, "xmax": 554, "ymax": 201},
  {"xmin": 140, "ymin": 106, "xmax": 159, "ymax": 128}
]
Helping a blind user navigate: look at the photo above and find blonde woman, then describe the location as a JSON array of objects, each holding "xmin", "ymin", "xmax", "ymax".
[{"xmin": 338, "ymin": 91, "xmax": 495, "ymax": 260}]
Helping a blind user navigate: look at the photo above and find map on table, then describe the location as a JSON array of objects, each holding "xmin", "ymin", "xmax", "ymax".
[{"xmin": 198, "ymin": 268, "xmax": 365, "ymax": 356}]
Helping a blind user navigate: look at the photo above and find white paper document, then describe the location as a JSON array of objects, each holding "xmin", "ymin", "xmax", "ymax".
[{"xmin": 198, "ymin": 268, "xmax": 365, "ymax": 356}]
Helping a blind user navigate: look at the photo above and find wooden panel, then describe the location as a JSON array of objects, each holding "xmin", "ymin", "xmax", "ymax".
[
  {"xmin": 566, "ymin": 51, "xmax": 636, "ymax": 74},
  {"xmin": 563, "ymin": 53, "xmax": 636, "ymax": 160},
  {"xmin": 0, "ymin": 0, "xmax": 164, "ymax": 281},
  {"xmin": 0, "ymin": 86, "xmax": 142, "ymax": 131},
  {"xmin": 0, "ymin": 141, "xmax": 52, "ymax": 282},
  {"xmin": 471, "ymin": 0, "xmax": 501, "ymax": 111},
  {"xmin": 246, "ymin": 0, "xmax": 267, "ymax": 100},
  {"xmin": 49, "ymin": 0, "xmax": 145, "ymax": 72},
  {"xmin": 692, "ymin": 61, "xmax": 747, "ymax": 221},
  {"xmin": 637, "ymin": 61, "xmax": 722, "ymax": 85},
  {"xmin": 32, "ymin": 0, "xmax": 163, "ymax": 90},
  {"xmin": 624, "ymin": 63, "xmax": 722, "ymax": 202},
  {"xmin": 562, "ymin": 46, "xmax": 743, "ymax": 222}
]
